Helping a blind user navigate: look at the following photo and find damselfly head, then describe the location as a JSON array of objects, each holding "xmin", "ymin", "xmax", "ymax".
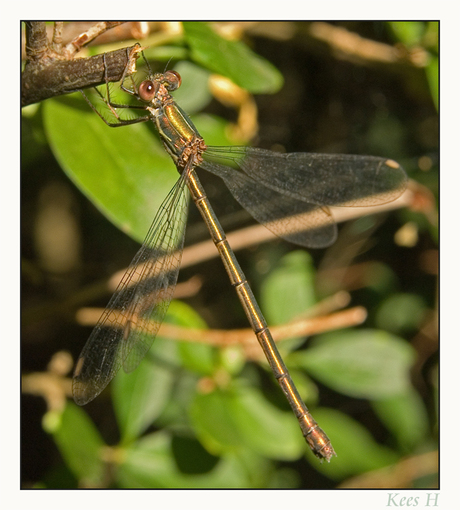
[
  {"xmin": 138, "ymin": 80, "xmax": 158, "ymax": 102},
  {"xmin": 138, "ymin": 71, "xmax": 182, "ymax": 102},
  {"xmin": 164, "ymin": 70, "xmax": 181, "ymax": 91}
]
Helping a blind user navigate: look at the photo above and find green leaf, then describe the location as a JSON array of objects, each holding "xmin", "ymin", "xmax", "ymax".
[
  {"xmin": 291, "ymin": 329, "xmax": 416, "ymax": 399},
  {"xmin": 51, "ymin": 402, "xmax": 106, "ymax": 485},
  {"xmin": 43, "ymin": 93, "xmax": 178, "ymax": 244},
  {"xmin": 170, "ymin": 60, "xmax": 213, "ymax": 114},
  {"xmin": 227, "ymin": 384, "xmax": 304, "ymax": 460},
  {"xmin": 142, "ymin": 44, "xmax": 188, "ymax": 65},
  {"xmin": 190, "ymin": 382, "xmax": 304, "ymax": 460},
  {"xmin": 260, "ymin": 250, "xmax": 317, "ymax": 326},
  {"xmin": 116, "ymin": 432, "xmax": 185, "ymax": 488},
  {"xmin": 387, "ymin": 21, "xmax": 426, "ymax": 46},
  {"xmin": 43, "ymin": 88, "xmax": 239, "ymax": 247},
  {"xmin": 306, "ymin": 408, "xmax": 399, "ymax": 479},
  {"xmin": 426, "ymin": 54, "xmax": 439, "ymax": 110},
  {"xmin": 113, "ymin": 301, "xmax": 213, "ymax": 442},
  {"xmin": 372, "ymin": 389, "xmax": 430, "ymax": 452},
  {"xmin": 376, "ymin": 293, "xmax": 427, "ymax": 334},
  {"xmin": 117, "ymin": 431, "xmax": 259, "ymax": 488},
  {"xmin": 193, "ymin": 113, "xmax": 240, "ymax": 146},
  {"xmin": 112, "ymin": 336, "xmax": 176, "ymax": 444},
  {"xmin": 170, "ymin": 301, "xmax": 218, "ymax": 377},
  {"xmin": 190, "ymin": 387, "xmax": 244, "ymax": 453},
  {"xmin": 183, "ymin": 22, "xmax": 283, "ymax": 93}
]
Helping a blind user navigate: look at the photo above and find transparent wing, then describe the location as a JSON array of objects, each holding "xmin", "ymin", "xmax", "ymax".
[
  {"xmin": 201, "ymin": 160, "xmax": 337, "ymax": 248},
  {"xmin": 204, "ymin": 146, "xmax": 407, "ymax": 207},
  {"xmin": 201, "ymin": 146, "xmax": 406, "ymax": 248},
  {"xmin": 73, "ymin": 175, "xmax": 189, "ymax": 405}
]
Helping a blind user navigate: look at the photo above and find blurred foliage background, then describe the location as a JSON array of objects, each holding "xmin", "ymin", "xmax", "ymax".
[{"xmin": 21, "ymin": 21, "xmax": 438, "ymax": 489}]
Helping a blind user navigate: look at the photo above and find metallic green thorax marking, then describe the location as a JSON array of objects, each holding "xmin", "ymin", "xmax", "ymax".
[{"xmin": 149, "ymin": 98, "xmax": 203, "ymax": 167}]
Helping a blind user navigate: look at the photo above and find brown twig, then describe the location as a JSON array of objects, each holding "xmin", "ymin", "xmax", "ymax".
[
  {"xmin": 23, "ymin": 182, "xmax": 415, "ymax": 331},
  {"xmin": 61, "ymin": 22, "xmax": 126, "ymax": 58},
  {"xmin": 107, "ymin": 186, "xmax": 414, "ymax": 292},
  {"xmin": 21, "ymin": 22, "xmax": 142, "ymax": 107},
  {"xmin": 21, "ymin": 351, "xmax": 74, "ymax": 410},
  {"xmin": 75, "ymin": 300, "xmax": 367, "ymax": 354},
  {"xmin": 308, "ymin": 22, "xmax": 430, "ymax": 68}
]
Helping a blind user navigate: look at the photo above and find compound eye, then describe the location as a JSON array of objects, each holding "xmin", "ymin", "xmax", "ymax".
[
  {"xmin": 164, "ymin": 70, "xmax": 181, "ymax": 91},
  {"xmin": 138, "ymin": 80, "xmax": 156, "ymax": 101}
]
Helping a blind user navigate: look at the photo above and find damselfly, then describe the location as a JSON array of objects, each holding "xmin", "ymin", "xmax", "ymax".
[{"xmin": 73, "ymin": 46, "xmax": 407, "ymax": 461}]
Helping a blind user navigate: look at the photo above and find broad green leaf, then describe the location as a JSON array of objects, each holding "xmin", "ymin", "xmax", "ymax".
[
  {"xmin": 44, "ymin": 93, "xmax": 239, "ymax": 247},
  {"xmin": 291, "ymin": 329, "xmax": 416, "ymax": 399},
  {"xmin": 260, "ymin": 250, "xmax": 317, "ymax": 326},
  {"xmin": 170, "ymin": 60, "xmax": 213, "ymax": 114},
  {"xmin": 306, "ymin": 408, "xmax": 399, "ymax": 479},
  {"xmin": 193, "ymin": 113, "xmax": 241, "ymax": 146},
  {"xmin": 117, "ymin": 431, "xmax": 257, "ymax": 488},
  {"xmin": 227, "ymin": 384, "xmax": 304, "ymax": 460},
  {"xmin": 171, "ymin": 301, "xmax": 218, "ymax": 376},
  {"xmin": 287, "ymin": 368, "xmax": 320, "ymax": 407},
  {"xmin": 113, "ymin": 301, "xmax": 213, "ymax": 442},
  {"xmin": 51, "ymin": 402, "xmax": 106, "ymax": 485},
  {"xmin": 142, "ymin": 44, "xmax": 188, "ymax": 65},
  {"xmin": 426, "ymin": 54, "xmax": 439, "ymax": 110},
  {"xmin": 112, "ymin": 336, "xmax": 176, "ymax": 444},
  {"xmin": 376, "ymin": 293, "xmax": 427, "ymax": 334},
  {"xmin": 190, "ymin": 382, "xmax": 304, "ymax": 460},
  {"xmin": 372, "ymin": 389, "xmax": 430, "ymax": 452},
  {"xmin": 190, "ymin": 387, "xmax": 244, "ymax": 453},
  {"xmin": 183, "ymin": 22, "xmax": 283, "ymax": 93},
  {"xmin": 43, "ymin": 93, "xmax": 177, "ymax": 244},
  {"xmin": 218, "ymin": 345, "xmax": 247, "ymax": 377},
  {"xmin": 387, "ymin": 21, "xmax": 426, "ymax": 46}
]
